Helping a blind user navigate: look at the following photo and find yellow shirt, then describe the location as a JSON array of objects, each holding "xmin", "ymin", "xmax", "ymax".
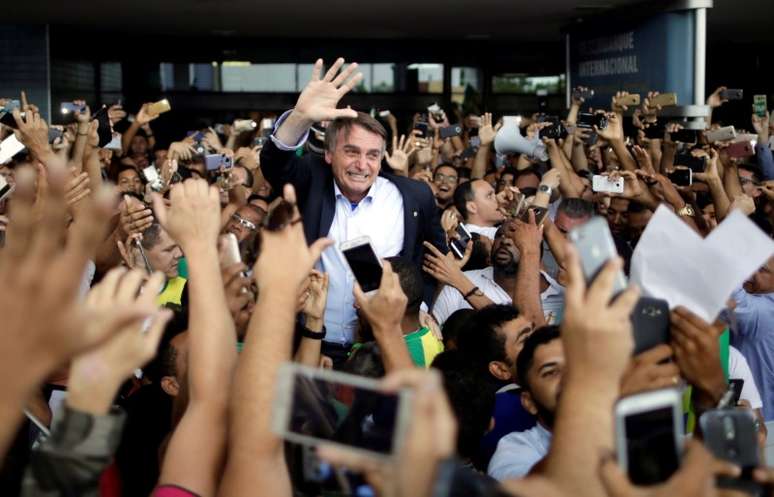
[{"xmin": 157, "ymin": 276, "xmax": 187, "ymax": 306}]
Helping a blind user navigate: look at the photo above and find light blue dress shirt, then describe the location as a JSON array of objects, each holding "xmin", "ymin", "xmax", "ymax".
[{"xmin": 487, "ymin": 423, "xmax": 552, "ymax": 481}]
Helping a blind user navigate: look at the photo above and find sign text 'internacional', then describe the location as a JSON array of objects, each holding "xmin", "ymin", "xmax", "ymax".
[{"xmin": 577, "ymin": 31, "xmax": 639, "ymax": 77}]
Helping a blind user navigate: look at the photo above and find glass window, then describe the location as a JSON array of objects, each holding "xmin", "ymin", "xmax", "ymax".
[
  {"xmin": 354, "ymin": 63, "xmax": 395, "ymax": 93},
  {"xmin": 407, "ymin": 63, "xmax": 443, "ymax": 93},
  {"xmin": 492, "ymin": 74, "xmax": 566, "ymax": 94},
  {"xmin": 452, "ymin": 67, "xmax": 480, "ymax": 94},
  {"xmin": 221, "ymin": 62, "xmax": 296, "ymax": 92},
  {"xmin": 100, "ymin": 62, "xmax": 122, "ymax": 92},
  {"xmin": 296, "ymin": 64, "xmax": 315, "ymax": 91}
]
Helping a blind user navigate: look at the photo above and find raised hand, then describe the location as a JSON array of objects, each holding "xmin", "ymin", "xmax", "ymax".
[
  {"xmin": 560, "ymin": 244, "xmax": 640, "ymax": 380},
  {"xmin": 119, "ymin": 194, "xmax": 154, "ymax": 238},
  {"xmin": 293, "ymin": 58, "xmax": 362, "ymax": 124},
  {"xmin": 354, "ymin": 260, "xmax": 408, "ymax": 334},
  {"xmin": 752, "ymin": 110, "xmax": 770, "ymax": 143},
  {"xmin": 422, "ymin": 240, "xmax": 471, "ymax": 287},
  {"xmin": 597, "ymin": 113, "xmax": 624, "ymax": 142},
  {"xmin": 152, "ymin": 178, "xmax": 221, "ymax": 251},
  {"xmin": 136, "ymin": 103, "xmax": 160, "ymax": 126},
  {"xmin": 385, "ymin": 134, "xmax": 416, "ymax": 175},
  {"xmin": 12, "ymin": 108, "xmax": 50, "ymax": 158},
  {"xmin": 301, "ymin": 270, "xmax": 329, "ymax": 323},
  {"xmin": 706, "ymin": 86, "xmax": 728, "ymax": 109},
  {"xmin": 108, "ymin": 104, "xmax": 126, "ymax": 126},
  {"xmin": 478, "ymin": 112, "xmax": 500, "ymax": 146},
  {"xmin": 68, "ymin": 269, "xmax": 171, "ymax": 414}
]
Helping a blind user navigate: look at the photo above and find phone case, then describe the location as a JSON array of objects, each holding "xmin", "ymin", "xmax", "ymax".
[
  {"xmin": 700, "ymin": 410, "xmax": 761, "ymax": 494},
  {"xmin": 753, "ymin": 95, "xmax": 767, "ymax": 118},
  {"xmin": 630, "ymin": 297, "xmax": 670, "ymax": 355},
  {"xmin": 704, "ymin": 126, "xmax": 736, "ymax": 143},
  {"xmin": 616, "ymin": 94, "xmax": 641, "ymax": 106},
  {"xmin": 650, "ymin": 93, "xmax": 678, "ymax": 107},
  {"xmin": 592, "ymin": 175, "xmax": 624, "ymax": 194},
  {"xmin": 568, "ymin": 217, "xmax": 627, "ymax": 295},
  {"xmin": 726, "ymin": 141, "xmax": 754, "ymax": 159},
  {"xmin": 148, "ymin": 99, "xmax": 171, "ymax": 115},
  {"xmin": 220, "ymin": 233, "xmax": 242, "ymax": 267}
]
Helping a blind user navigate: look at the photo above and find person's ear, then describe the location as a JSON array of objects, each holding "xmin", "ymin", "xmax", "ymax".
[
  {"xmin": 488, "ymin": 360, "xmax": 513, "ymax": 382},
  {"xmin": 466, "ymin": 200, "xmax": 478, "ymax": 216},
  {"xmin": 521, "ymin": 390, "xmax": 539, "ymax": 416},
  {"xmin": 160, "ymin": 376, "xmax": 180, "ymax": 397},
  {"xmin": 487, "ymin": 417, "xmax": 496, "ymax": 433},
  {"xmin": 324, "ymin": 150, "xmax": 333, "ymax": 165}
]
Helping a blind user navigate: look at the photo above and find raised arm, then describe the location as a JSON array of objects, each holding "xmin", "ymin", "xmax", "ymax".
[
  {"xmin": 507, "ymin": 211, "xmax": 546, "ymax": 327},
  {"xmin": 154, "ymin": 179, "xmax": 237, "ymax": 497},
  {"xmin": 539, "ymin": 246, "xmax": 640, "ymax": 497},
  {"xmin": 218, "ymin": 185, "xmax": 332, "ymax": 497},
  {"xmin": 274, "ymin": 58, "xmax": 362, "ymax": 146}
]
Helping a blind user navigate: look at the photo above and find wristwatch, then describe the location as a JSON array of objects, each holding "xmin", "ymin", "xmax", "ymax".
[
  {"xmin": 538, "ymin": 184, "xmax": 552, "ymax": 196},
  {"xmin": 301, "ymin": 325, "xmax": 327, "ymax": 340},
  {"xmin": 463, "ymin": 286, "xmax": 484, "ymax": 300},
  {"xmin": 677, "ymin": 204, "xmax": 695, "ymax": 217}
]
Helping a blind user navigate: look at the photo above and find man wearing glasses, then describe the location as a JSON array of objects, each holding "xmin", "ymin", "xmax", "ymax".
[{"xmin": 224, "ymin": 205, "xmax": 265, "ymax": 244}]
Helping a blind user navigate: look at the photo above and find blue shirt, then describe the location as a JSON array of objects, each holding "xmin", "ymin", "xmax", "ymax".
[{"xmin": 729, "ymin": 287, "xmax": 774, "ymax": 420}]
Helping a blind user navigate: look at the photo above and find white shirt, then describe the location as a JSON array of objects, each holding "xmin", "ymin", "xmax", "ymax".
[
  {"xmin": 465, "ymin": 223, "xmax": 498, "ymax": 240},
  {"xmin": 320, "ymin": 178, "xmax": 405, "ymax": 344},
  {"xmin": 432, "ymin": 266, "xmax": 565, "ymax": 325},
  {"xmin": 488, "ymin": 423, "xmax": 551, "ymax": 481},
  {"xmin": 729, "ymin": 345, "xmax": 764, "ymax": 410}
]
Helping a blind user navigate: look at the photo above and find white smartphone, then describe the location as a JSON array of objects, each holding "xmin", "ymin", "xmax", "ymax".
[
  {"xmin": 704, "ymin": 126, "xmax": 736, "ymax": 143},
  {"xmin": 568, "ymin": 216, "xmax": 628, "ymax": 296},
  {"xmin": 592, "ymin": 174, "xmax": 625, "ymax": 194},
  {"xmin": 272, "ymin": 362, "xmax": 413, "ymax": 460},
  {"xmin": 234, "ymin": 119, "xmax": 257, "ymax": 132},
  {"xmin": 615, "ymin": 388, "xmax": 684, "ymax": 486},
  {"xmin": 0, "ymin": 133, "xmax": 26, "ymax": 164},
  {"xmin": 340, "ymin": 236, "xmax": 383, "ymax": 294}
]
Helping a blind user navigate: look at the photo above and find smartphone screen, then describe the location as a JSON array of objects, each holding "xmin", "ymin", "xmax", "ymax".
[
  {"xmin": 342, "ymin": 242, "xmax": 383, "ymax": 293},
  {"xmin": 729, "ymin": 379, "xmax": 744, "ymax": 405},
  {"xmin": 283, "ymin": 367, "xmax": 402, "ymax": 456},
  {"xmin": 624, "ymin": 406, "xmax": 681, "ymax": 485},
  {"xmin": 667, "ymin": 168, "xmax": 692, "ymax": 187}
]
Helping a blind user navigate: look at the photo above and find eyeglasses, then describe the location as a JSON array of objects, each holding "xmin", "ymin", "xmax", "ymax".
[
  {"xmin": 434, "ymin": 174, "xmax": 459, "ymax": 184},
  {"xmin": 231, "ymin": 213, "xmax": 257, "ymax": 231}
]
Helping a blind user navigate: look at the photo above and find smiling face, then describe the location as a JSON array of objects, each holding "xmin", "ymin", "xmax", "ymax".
[
  {"xmin": 324, "ymin": 125, "xmax": 384, "ymax": 203},
  {"xmin": 433, "ymin": 165, "xmax": 459, "ymax": 202}
]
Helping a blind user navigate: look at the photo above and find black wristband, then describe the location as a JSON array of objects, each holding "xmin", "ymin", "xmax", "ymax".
[
  {"xmin": 463, "ymin": 286, "xmax": 480, "ymax": 299},
  {"xmin": 301, "ymin": 325, "xmax": 326, "ymax": 340}
]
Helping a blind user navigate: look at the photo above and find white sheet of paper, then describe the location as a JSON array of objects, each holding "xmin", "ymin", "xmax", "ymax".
[{"xmin": 630, "ymin": 206, "xmax": 774, "ymax": 322}]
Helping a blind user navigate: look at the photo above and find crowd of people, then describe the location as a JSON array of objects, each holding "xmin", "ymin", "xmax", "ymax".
[{"xmin": 0, "ymin": 56, "xmax": 772, "ymax": 497}]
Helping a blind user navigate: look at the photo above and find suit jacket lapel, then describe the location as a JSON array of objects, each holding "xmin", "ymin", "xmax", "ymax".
[{"xmin": 387, "ymin": 175, "xmax": 418, "ymax": 257}]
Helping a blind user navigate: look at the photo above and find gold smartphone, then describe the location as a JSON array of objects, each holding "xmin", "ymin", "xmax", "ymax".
[
  {"xmin": 147, "ymin": 98, "xmax": 171, "ymax": 116},
  {"xmin": 650, "ymin": 93, "xmax": 677, "ymax": 107},
  {"xmin": 615, "ymin": 94, "xmax": 641, "ymax": 107}
]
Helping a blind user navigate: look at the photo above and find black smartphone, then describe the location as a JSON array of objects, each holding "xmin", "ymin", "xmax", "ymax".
[
  {"xmin": 577, "ymin": 112, "xmax": 607, "ymax": 130},
  {"xmin": 450, "ymin": 224, "xmax": 472, "ymax": 259},
  {"xmin": 644, "ymin": 123, "xmax": 666, "ymax": 140},
  {"xmin": 729, "ymin": 379, "xmax": 744, "ymax": 405},
  {"xmin": 630, "ymin": 298, "xmax": 670, "ymax": 355},
  {"xmin": 674, "ymin": 152, "xmax": 706, "ymax": 173},
  {"xmin": 0, "ymin": 100, "xmax": 21, "ymax": 129},
  {"xmin": 720, "ymin": 89, "xmax": 744, "ymax": 100},
  {"xmin": 440, "ymin": 125, "xmax": 462, "ymax": 140},
  {"xmin": 414, "ymin": 122, "xmax": 429, "ymax": 139},
  {"xmin": 700, "ymin": 410, "xmax": 761, "ymax": 495},
  {"xmin": 92, "ymin": 106, "xmax": 113, "ymax": 147},
  {"xmin": 520, "ymin": 205, "xmax": 549, "ymax": 226},
  {"xmin": 47, "ymin": 127, "xmax": 63, "ymax": 144},
  {"xmin": 670, "ymin": 129, "xmax": 699, "ymax": 144},
  {"xmin": 572, "ymin": 87, "xmax": 595, "ymax": 101},
  {"xmin": 667, "ymin": 168, "xmax": 693, "ymax": 187},
  {"xmin": 341, "ymin": 237, "xmax": 384, "ymax": 293},
  {"xmin": 539, "ymin": 123, "xmax": 568, "ymax": 140}
]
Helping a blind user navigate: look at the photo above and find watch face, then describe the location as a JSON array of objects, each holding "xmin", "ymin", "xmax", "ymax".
[{"xmin": 539, "ymin": 184, "xmax": 551, "ymax": 193}]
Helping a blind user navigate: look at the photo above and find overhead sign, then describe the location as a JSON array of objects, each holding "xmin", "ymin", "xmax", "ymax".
[{"xmin": 567, "ymin": 9, "xmax": 699, "ymax": 109}]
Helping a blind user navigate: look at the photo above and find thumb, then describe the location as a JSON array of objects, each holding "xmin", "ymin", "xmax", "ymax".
[
  {"xmin": 598, "ymin": 455, "xmax": 633, "ymax": 497},
  {"xmin": 309, "ymin": 237, "xmax": 334, "ymax": 265},
  {"xmin": 333, "ymin": 107, "xmax": 358, "ymax": 120},
  {"xmin": 150, "ymin": 192, "xmax": 167, "ymax": 227}
]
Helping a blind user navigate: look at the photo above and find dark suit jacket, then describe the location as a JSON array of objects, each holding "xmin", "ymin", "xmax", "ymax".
[{"xmin": 261, "ymin": 140, "xmax": 447, "ymax": 270}]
